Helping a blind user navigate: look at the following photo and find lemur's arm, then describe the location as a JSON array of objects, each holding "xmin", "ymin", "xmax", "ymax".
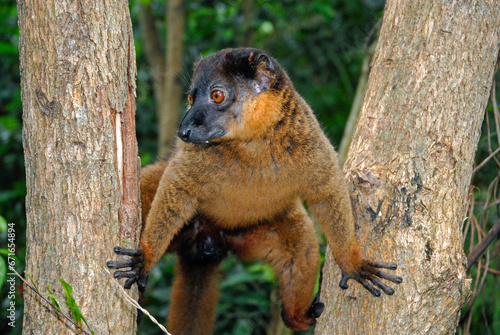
[
  {"xmin": 108, "ymin": 159, "xmax": 198, "ymax": 286},
  {"xmin": 304, "ymin": 142, "xmax": 402, "ymax": 296}
]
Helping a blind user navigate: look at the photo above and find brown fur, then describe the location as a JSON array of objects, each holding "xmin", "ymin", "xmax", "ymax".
[
  {"xmin": 138, "ymin": 48, "xmax": 375, "ymax": 332},
  {"xmin": 167, "ymin": 260, "xmax": 220, "ymax": 335}
]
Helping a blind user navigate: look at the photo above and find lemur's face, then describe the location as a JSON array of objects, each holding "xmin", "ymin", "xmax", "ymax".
[{"xmin": 177, "ymin": 48, "xmax": 277, "ymax": 144}]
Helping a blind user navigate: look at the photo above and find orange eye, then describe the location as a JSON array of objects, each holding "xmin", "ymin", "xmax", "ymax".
[
  {"xmin": 187, "ymin": 94, "xmax": 194, "ymax": 105},
  {"xmin": 211, "ymin": 90, "xmax": 225, "ymax": 103}
]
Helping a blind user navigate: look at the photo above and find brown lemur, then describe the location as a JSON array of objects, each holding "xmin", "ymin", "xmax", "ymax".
[{"xmin": 107, "ymin": 48, "xmax": 402, "ymax": 334}]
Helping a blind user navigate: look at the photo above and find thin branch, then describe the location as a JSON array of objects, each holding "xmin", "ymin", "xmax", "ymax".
[
  {"xmin": 466, "ymin": 218, "xmax": 500, "ymax": 273},
  {"xmin": 472, "ymin": 146, "xmax": 500, "ymax": 175},
  {"xmin": 492, "ymin": 76, "xmax": 500, "ymax": 168},
  {"xmin": 11, "ymin": 269, "xmax": 93, "ymax": 335},
  {"xmin": 491, "ymin": 79, "xmax": 500, "ymax": 147},
  {"xmin": 104, "ymin": 267, "xmax": 171, "ymax": 335},
  {"xmin": 363, "ymin": 18, "xmax": 382, "ymax": 53},
  {"xmin": 479, "ymin": 264, "xmax": 500, "ymax": 276},
  {"xmin": 486, "ymin": 104, "xmax": 492, "ymax": 153}
]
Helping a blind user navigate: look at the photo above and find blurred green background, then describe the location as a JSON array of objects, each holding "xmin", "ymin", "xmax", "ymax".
[{"xmin": 1, "ymin": 0, "xmax": 498, "ymax": 334}]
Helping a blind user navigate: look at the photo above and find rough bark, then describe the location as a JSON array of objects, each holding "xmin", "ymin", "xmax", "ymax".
[
  {"xmin": 158, "ymin": 0, "xmax": 185, "ymax": 158},
  {"xmin": 315, "ymin": 1, "xmax": 500, "ymax": 334},
  {"xmin": 18, "ymin": 0, "xmax": 140, "ymax": 334}
]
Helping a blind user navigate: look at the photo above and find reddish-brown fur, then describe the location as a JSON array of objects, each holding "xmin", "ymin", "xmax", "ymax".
[
  {"xmin": 133, "ymin": 48, "xmax": 392, "ymax": 333},
  {"xmin": 167, "ymin": 259, "xmax": 220, "ymax": 335}
]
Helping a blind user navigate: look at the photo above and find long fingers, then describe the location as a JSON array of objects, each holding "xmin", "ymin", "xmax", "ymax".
[
  {"xmin": 369, "ymin": 261, "xmax": 403, "ymax": 284},
  {"xmin": 371, "ymin": 261, "xmax": 397, "ymax": 270},
  {"xmin": 114, "ymin": 270, "xmax": 137, "ymax": 279},
  {"xmin": 339, "ymin": 271, "xmax": 350, "ymax": 289},
  {"xmin": 107, "ymin": 259, "xmax": 134, "ymax": 269},
  {"xmin": 124, "ymin": 277, "xmax": 138, "ymax": 289},
  {"xmin": 114, "ymin": 247, "xmax": 142, "ymax": 257},
  {"xmin": 107, "ymin": 246, "xmax": 146, "ymax": 290},
  {"xmin": 358, "ymin": 277, "xmax": 381, "ymax": 297},
  {"xmin": 370, "ymin": 277, "xmax": 395, "ymax": 295},
  {"xmin": 339, "ymin": 261, "xmax": 402, "ymax": 296},
  {"xmin": 375, "ymin": 270, "xmax": 403, "ymax": 284}
]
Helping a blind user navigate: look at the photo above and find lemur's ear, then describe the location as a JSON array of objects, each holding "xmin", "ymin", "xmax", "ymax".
[
  {"xmin": 224, "ymin": 49, "xmax": 276, "ymax": 93},
  {"xmin": 252, "ymin": 53, "xmax": 275, "ymax": 93}
]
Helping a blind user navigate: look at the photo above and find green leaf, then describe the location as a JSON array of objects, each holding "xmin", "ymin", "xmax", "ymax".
[
  {"xmin": 220, "ymin": 271, "xmax": 255, "ymax": 289},
  {"xmin": 58, "ymin": 277, "xmax": 73, "ymax": 295},
  {"xmin": 0, "ymin": 215, "xmax": 7, "ymax": 232},
  {"xmin": 0, "ymin": 115, "xmax": 21, "ymax": 131},
  {"xmin": 58, "ymin": 278, "xmax": 94, "ymax": 334},
  {"xmin": 58, "ymin": 278, "xmax": 81, "ymax": 325},
  {"xmin": 0, "ymin": 41, "xmax": 18, "ymax": 55},
  {"xmin": 44, "ymin": 284, "xmax": 61, "ymax": 311},
  {"xmin": 82, "ymin": 317, "xmax": 95, "ymax": 335},
  {"xmin": 25, "ymin": 272, "xmax": 39, "ymax": 293}
]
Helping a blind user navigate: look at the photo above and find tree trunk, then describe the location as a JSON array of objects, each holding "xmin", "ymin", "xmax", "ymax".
[
  {"xmin": 158, "ymin": 0, "xmax": 185, "ymax": 158},
  {"xmin": 18, "ymin": 0, "xmax": 141, "ymax": 334},
  {"xmin": 315, "ymin": 1, "xmax": 500, "ymax": 334}
]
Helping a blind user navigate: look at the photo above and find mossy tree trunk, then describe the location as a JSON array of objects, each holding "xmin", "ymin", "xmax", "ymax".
[
  {"xmin": 316, "ymin": 0, "xmax": 500, "ymax": 334},
  {"xmin": 18, "ymin": 0, "xmax": 141, "ymax": 333}
]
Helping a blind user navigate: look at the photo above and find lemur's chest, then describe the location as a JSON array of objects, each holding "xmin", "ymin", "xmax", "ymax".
[{"xmin": 198, "ymin": 154, "xmax": 299, "ymax": 228}]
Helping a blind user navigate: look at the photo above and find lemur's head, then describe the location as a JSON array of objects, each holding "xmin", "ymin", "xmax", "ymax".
[{"xmin": 178, "ymin": 48, "xmax": 289, "ymax": 144}]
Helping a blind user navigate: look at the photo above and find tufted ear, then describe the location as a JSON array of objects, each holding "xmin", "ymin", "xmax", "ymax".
[
  {"xmin": 252, "ymin": 53, "xmax": 275, "ymax": 93},
  {"xmin": 224, "ymin": 49, "xmax": 276, "ymax": 93}
]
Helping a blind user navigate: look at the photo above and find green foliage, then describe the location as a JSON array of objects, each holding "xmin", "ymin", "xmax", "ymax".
[
  {"xmin": 25, "ymin": 272, "xmax": 39, "ymax": 293},
  {"xmin": 43, "ymin": 284, "xmax": 61, "ymax": 311},
  {"xmin": 217, "ymin": 258, "xmax": 272, "ymax": 334},
  {"xmin": 58, "ymin": 278, "xmax": 95, "ymax": 334},
  {"xmin": 464, "ymin": 270, "xmax": 500, "ymax": 335}
]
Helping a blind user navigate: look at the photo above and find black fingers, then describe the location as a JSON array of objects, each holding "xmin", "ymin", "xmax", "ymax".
[
  {"xmin": 376, "ymin": 270, "xmax": 403, "ymax": 284},
  {"xmin": 359, "ymin": 278, "xmax": 381, "ymax": 297},
  {"xmin": 114, "ymin": 270, "xmax": 137, "ymax": 279},
  {"xmin": 124, "ymin": 277, "xmax": 138, "ymax": 289},
  {"xmin": 370, "ymin": 277, "xmax": 395, "ymax": 295},
  {"xmin": 107, "ymin": 259, "xmax": 134, "ymax": 269},
  {"xmin": 108, "ymin": 246, "xmax": 146, "ymax": 291},
  {"xmin": 372, "ymin": 262, "xmax": 397, "ymax": 270},
  {"xmin": 339, "ymin": 271, "xmax": 350, "ymax": 290},
  {"xmin": 114, "ymin": 247, "xmax": 142, "ymax": 257},
  {"xmin": 339, "ymin": 261, "xmax": 402, "ymax": 296}
]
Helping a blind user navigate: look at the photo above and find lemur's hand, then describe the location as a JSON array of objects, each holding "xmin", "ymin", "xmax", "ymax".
[
  {"xmin": 107, "ymin": 247, "xmax": 148, "ymax": 290},
  {"xmin": 339, "ymin": 260, "xmax": 402, "ymax": 296}
]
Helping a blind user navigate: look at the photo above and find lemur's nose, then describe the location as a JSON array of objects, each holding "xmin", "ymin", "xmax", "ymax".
[{"xmin": 178, "ymin": 128, "xmax": 192, "ymax": 142}]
